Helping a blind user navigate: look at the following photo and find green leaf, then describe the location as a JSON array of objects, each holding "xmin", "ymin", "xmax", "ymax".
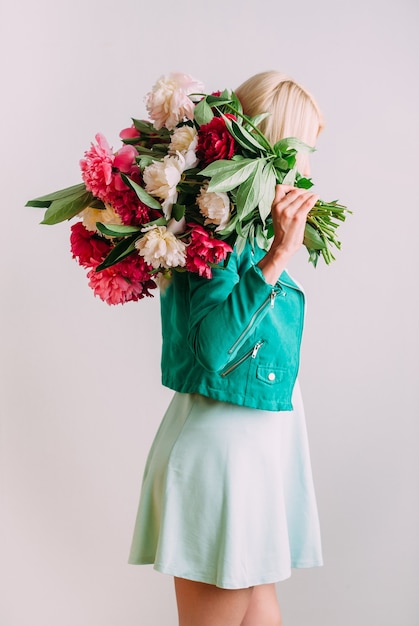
[
  {"xmin": 132, "ymin": 119, "xmax": 170, "ymax": 141},
  {"xmin": 96, "ymin": 235, "xmax": 139, "ymax": 271},
  {"xmin": 229, "ymin": 91, "xmax": 243, "ymax": 116},
  {"xmin": 193, "ymin": 99, "xmax": 214, "ymax": 126},
  {"xmin": 172, "ymin": 203, "xmax": 186, "ymax": 221},
  {"xmin": 96, "ymin": 223, "xmax": 141, "ymax": 237},
  {"xmin": 26, "ymin": 183, "xmax": 87, "ymax": 207},
  {"xmin": 258, "ymin": 163, "xmax": 277, "ymax": 223},
  {"xmin": 273, "ymin": 156, "xmax": 289, "ymax": 171},
  {"xmin": 284, "ymin": 153, "xmax": 297, "ymax": 169},
  {"xmin": 282, "ymin": 166, "xmax": 297, "ymax": 186},
  {"xmin": 306, "ymin": 248, "xmax": 320, "ymax": 267},
  {"xmin": 235, "ymin": 159, "xmax": 265, "ymax": 220},
  {"xmin": 120, "ymin": 173, "xmax": 162, "ymax": 210},
  {"xmin": 142, "ymin": 216, "xmax": 167, "ymax": 228},
  {"xmin": 40, "ymin": 190, "xmax": 95, "ymax": 225},
  {"xmin": 296, "ymin": 177, "xmax": 314, "ymax": 189},
  {"xmin": 234, "ymin": 234, "xmax": 247, "ymax": 256},
  {"xmin": 217, "ymin": 214, "xmax": 239, "ymax": 236},
  {"xmin": 132, "ymin": 119, "xmax": 155, "ymax": 133},
  {"xmin": 201, "ymin": 159, "xmax": 259, "ymax": 193},
  {"xmin": 205, "ymin": 95, "xmax": 233, "ymax": 107},
  {"xmin": 138, "ymin": 155, "xmax": 155, "ymax": 169},
  {"xmin": 255, "ymin": 224, "xmax": 272, "ymax": 251},
  {"xmin": 245, "ymin": 112, "xmax": 270, "ymax": 130},
  {"xmin": 89, "ymin": 199, "xmax": 106, "ymax": 209},
  {"xmin": 303, "ymin": 223, "xmax": 326, "ymax": 250},
  {"xmin": 275, "ymin": 137, "xmax": 315, "ymax": 154},
  {"xmin": 222, "ymin": 115, "xmax": 269, "ymax": 154},
  {"xmin": 248, "ymin": 222, "xmax": 255, "ymax": 248}
]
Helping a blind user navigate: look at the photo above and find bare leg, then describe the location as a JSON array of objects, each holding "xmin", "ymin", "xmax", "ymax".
[
  {"xmin": 240, "ymin": 583, "xmax": 283, "ymax": 626},
  {"xmin": 174, "ymin": 577, "xmax": 253, "ymax": 626}
]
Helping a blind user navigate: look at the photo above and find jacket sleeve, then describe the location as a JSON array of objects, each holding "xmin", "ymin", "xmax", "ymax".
[{"xmin": 187, "ymin": 248, "xmax": 281, "ymax": 373}]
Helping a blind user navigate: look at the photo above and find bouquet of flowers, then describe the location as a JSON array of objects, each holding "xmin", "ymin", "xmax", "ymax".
[{"xmin": 27, "ymin": 72, "xmax": 349, "ymax": 305}]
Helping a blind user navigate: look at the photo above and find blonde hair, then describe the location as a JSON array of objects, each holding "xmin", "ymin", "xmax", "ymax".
[{"xmin": 235, "ymin": 70, "xmax": 324, "ymax": 149}]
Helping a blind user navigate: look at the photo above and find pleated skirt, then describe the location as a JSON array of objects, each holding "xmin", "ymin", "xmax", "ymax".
[{"xmin": 128, "ymin": 382, "xmax": 323, "ymax": 589}]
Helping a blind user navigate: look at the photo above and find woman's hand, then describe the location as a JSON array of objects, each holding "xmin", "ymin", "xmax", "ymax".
[{"xmin": 257, "ymin": 184, "xmax": 319, "ymax": 285}]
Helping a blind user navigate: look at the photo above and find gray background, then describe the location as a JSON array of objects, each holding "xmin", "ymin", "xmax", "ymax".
[{"xmin": 1, "ymin": 0, "xmax": 418, "ymax": 624}]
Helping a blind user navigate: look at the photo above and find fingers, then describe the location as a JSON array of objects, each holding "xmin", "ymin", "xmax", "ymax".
[{"xmin": 272, "ymin": 186, "xmax": 318, "ymax": 217}]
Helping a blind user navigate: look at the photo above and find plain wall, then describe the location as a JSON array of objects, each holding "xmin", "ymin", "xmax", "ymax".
[{"xmin": 1, "ymin": 0, "xmax": 418, "ymax": 624}]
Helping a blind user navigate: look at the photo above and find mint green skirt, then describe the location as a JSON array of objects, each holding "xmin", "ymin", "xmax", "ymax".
[{"xmin": 128, "ymin": 383, "xmax": 323, "ymax": 589}]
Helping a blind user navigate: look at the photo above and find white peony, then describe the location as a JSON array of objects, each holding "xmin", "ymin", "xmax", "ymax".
[
  {"xmin": 169, "ymin": 125, "xmax": 199, "ymax": 170},
  {"xmin": 135, "ymin": 226, "xmax": 186, "ymax": 269},
  {"xmin": 197, "ymin": 185, "xmax": 231, "ymax": 230},
  {"xmin": 145, "ymin": 72, "xmax": 204, "ymax": 130},
  {"xmin": 154, "ymin": 271, "xmax": 173, "ymax": 294},
  {"xmin": 143, "ymin": 153, "xmax": 186, "ymax": 219},
  {"xmin": 81, "ymin": 203, "xmax": 122, "ymax": 233}
]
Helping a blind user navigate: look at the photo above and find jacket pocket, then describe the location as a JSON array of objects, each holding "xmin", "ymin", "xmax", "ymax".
[
  {"xmin": 256, "ymin": 365, "xmax": 286, "ymax": 385},
  {"xmin": 220, "ymin": 341, "xmax": 265, "ymax": 378}
]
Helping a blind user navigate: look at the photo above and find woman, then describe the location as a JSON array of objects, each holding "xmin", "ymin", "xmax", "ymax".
[{"xmin": 129, "ymin": 70, "xmax": 324, "ymax": 626}]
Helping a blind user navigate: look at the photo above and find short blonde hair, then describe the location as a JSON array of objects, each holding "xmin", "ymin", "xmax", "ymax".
[{"xmin": 235, "ymin": 70, "xmax": 324, "ymax": 148}]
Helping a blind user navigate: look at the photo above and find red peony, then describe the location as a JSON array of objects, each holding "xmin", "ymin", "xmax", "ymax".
[
  {"xmin": 70, "ymin": 222, "xmax": 111, "ymax": 268},
  {"xmin": 196, "ymin": 115, "xmax": 236, "ymax": 165},
  {"xmin": 185, "ymin": 224, "xmax": 232, "ymax": 279},
  {"xmin": 86, "ymin": 254, "xmax": 156, "ymax": 305}
]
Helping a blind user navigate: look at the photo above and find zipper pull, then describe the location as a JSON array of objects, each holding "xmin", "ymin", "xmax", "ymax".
[
  {"xmin": 252, "ymin": 341, "xmax": 264, "ymax": 358},
  {"xmin": 270, "ymin": 290, "xmax": 276, "ymax": 308}
]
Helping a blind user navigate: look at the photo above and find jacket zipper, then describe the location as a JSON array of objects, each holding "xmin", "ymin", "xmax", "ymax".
[
  {"xmin": 228, "ymin": 288, "xmax": 280, "ymax": 356},
  {"xmin": 221, "ymin": 341, "xmax": 265, "ymax": 377}
]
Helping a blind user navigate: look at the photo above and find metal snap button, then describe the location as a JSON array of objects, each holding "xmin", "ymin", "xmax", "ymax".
[{"xmin": 268, "ymin": 372, "xmax": 276, "ymax": 381}]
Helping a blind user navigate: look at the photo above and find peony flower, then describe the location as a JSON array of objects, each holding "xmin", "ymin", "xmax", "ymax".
[
  {"xmin": 81, "ymin": 203, "xmax": 123, "ymax": 233},
  {"xmin": 185, "ymin": 223, "xmax": 232, "ymax": 278},
  {"xmin": 145, "ymin": 72, "xmax": 204, "ymax": 130},
  {"xmin": 70, "ymin": 221, "xmax": 111, "ymax": 267},
  {"xmin": 196, "ymin": 115, "xmax": 236, "ymax": 165},
  {"xmin": 119, "ymin": 126, "xmax": 141, "ymax": 140},
  {"xmin": 135, "ymin": 226, "xmax": 187, "ymax": 269},
  {"xmin": 80, "ymin": 134, "xmax": 150, "ymax": 226},
  {"xmin": 87, "ymin": 255, "xmax": 156, "ymax": 305},
  {"xmin": 154, "ymin": 271, "xmax": 173, "ymax": 294},
  {"xmin": 169, "ymin": 125, "xmax": 199, "ymax": 169},
  {"xmin": 196, "ymin": 184, "xmax": 231, "ymax": 230},
  {"xmin": 80, "ymin": 133, "xmax": 114, "ymax": 198},
  {"xmin": 185, "ymin": 254, "xmax": 213, "ymax": 279},
  {"xmin": 143, "ymin": 153, "xmax": 185, "ymax": 218}
]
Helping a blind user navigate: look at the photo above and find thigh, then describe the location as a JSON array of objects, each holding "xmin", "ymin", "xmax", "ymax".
[
  {"xmin": 241, "ymin": 584, "xmax": 282, "ymax": 626},
  {"xmin": 174, "ymin": 577, "xmax": 253, "ymax": 626}
]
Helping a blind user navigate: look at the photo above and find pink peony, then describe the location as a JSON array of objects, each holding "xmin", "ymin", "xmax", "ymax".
[
  {"xmin": 119, "ymin": 126, "xmax": 141, "ymax": 140},
  {"xmin": 80, "ymin": 133, "xmax": 114, "ymax": 198},
  {"xmin": 80, "ymin": 134, "xmax": 150, "ymax": 226},
  {"xmin": 87, "ymin": 254, "xmax": 156, "ymax": 305},
  {"xmin": 185, "ymin": 223, "xmax": 232, "ymax": 279},
  {"xmin": 113, "ymin": 144, "xmax": 138, "ymax": 172},
  {"xmin": 70, "ymin": 221, "xmax": 111, "ymax": 268}
]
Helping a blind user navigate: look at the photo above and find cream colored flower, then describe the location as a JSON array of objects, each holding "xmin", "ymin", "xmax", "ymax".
[
  {"xmin": 145, "ymin": 73, "xmax": 204, "ymax": 130},
  {"xmin": 135, "ymin": 226, "xmax": 186, "ymax": 269},
  {"xmin": 143, "ymin": 153, "xmax": 186, "ymax": 219},
  {"xmin": 154, "ymin": 271, "xmax": 173, "ymax": 293},
  {"xmin": 169, "ymin": 126, "xmax": 199, "ymax": 169},
  {"xmin": 197, "ymin": 185, "xmax": 231, "ymax": 230},
  {"xmin": 81, "ymin": 203, "xmax": 122, "ymax": 233}
]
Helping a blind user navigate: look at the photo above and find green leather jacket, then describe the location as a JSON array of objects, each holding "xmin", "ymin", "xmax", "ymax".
[{"xmin": 160, "ymin": 243, "xmax": 305, "ymax": 411}]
